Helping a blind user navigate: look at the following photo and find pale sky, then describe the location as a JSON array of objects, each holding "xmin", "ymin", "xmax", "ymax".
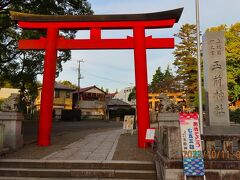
[{"xmin": 51, "ymin": 0, "xmax": 240, "ymax": 92}]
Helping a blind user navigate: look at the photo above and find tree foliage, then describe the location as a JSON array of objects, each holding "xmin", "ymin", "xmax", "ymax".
[
  {"xmin": 128, "ymin": 87, "xmax": 136, "ymax": 101},
  {"xmin": 173, "ymin": 24, "xmax": 198, "ymax": 107},
  {"xmin": 150, "ymin": 65, "xmax": 177, "ymax": 93},
  {"xmin": 150, "ymin": 67, "xmax": 164, "ymax": 92},
  {"xmin": 0, "ymin": 0, "xmax": 93, "ymax": 113}
]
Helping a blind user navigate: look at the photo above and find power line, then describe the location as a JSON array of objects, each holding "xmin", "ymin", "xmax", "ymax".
[
  {"xmin": 83, "ymin": 71, "xmax": 133, "ymax": 85},
  {"xmin": 85, "ymin": 60, "xmax": 134, "ymax": 72}
]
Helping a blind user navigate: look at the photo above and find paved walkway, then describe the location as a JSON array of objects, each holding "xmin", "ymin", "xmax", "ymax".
[{"xmin": 42, "ymin": 129, "xmax": 122, "ymax": 161}]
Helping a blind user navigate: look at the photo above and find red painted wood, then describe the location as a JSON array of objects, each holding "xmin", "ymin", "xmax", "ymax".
[
  {"xmin": 19, "ymin": 37, "xmax": 174, "ymax": 50},
  {"xmin": 18, "ymin": 19, "xmax": 175, "ymax": 29},
  {"xmin": 90, "ymin": 28, "xmax": 101, "ymax": 40},
  {"xmin": 38, "ymin": 28, "xmax": 58, "ymax": 146},
  {"xmin": 133, "ymin": 26, "xmax": 150, "ymax": 148}
]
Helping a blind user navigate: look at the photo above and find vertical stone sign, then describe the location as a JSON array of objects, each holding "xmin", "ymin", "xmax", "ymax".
[{"xmin": 203, "ymin": 31, "xmax": 230, "ymax": 126}]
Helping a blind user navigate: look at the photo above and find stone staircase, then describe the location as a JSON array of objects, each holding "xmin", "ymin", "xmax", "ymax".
[{"xmin": 0, "ymin": 159, "xmax": 157, "ymax": 179}]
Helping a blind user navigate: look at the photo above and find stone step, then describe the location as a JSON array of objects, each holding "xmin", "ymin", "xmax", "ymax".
[
  {"xmin": 0, "ymin": 177, "xmax": 152, "ymax": 180},
  {"xmin": 0, "ymin": 160, "xmax": 155, "ymax": 171},
  {"xmin": 0, "ymin": 168, "xmax": 156, "ymax": 179}
]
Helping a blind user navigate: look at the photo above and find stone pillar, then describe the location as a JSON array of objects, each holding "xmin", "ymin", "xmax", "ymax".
[
  {"xmin": 0, "ymin": 112, "xmax": 23, "ymax": 149},
  {"xmin": 157, "ymin": 113, "xmax": 182, "ymax": 159},
  {"xmin": 203, "ymin": 31, "xmax": 230, "ymax": 126}
]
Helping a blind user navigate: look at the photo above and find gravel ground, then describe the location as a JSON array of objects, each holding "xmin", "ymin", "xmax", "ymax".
[{"xmin": 112, "ymin": 133, "xmax": 154, "ymax": 161}]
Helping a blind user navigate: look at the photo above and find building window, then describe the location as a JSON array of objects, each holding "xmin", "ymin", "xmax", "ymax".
[
  {"xmin": 66, "ymin": 91, "xmax": 70, "ymax": 98},
  {"xmin": 54, "ymin": 90, "xmax": 60, "ymax": 98}
]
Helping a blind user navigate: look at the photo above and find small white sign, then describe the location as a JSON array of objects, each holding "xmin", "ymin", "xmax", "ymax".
[{"xmin": 145, "ymin": 128, "xmax": 155, "ymax": 141}]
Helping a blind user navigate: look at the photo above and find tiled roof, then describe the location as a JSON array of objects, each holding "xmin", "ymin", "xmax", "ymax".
[
  {"xmin": 73, "ymin": 85, "xmax": 106, "ymax": 94},
  {"xmin": 38, "ymin": 82, "xmax": 76, "ymax": 90},
  {"xmin": 54, "ymin": 82, "xmax": 76, "ymax": 91},
  {"xmin": 107, "ymin": 99, "xmax": 131, "ymax": 106}
]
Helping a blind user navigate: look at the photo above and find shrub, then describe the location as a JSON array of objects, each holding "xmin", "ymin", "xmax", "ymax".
[{"xmin": 230, "ymin": 108, "xmax": 240, "ymax": 123}]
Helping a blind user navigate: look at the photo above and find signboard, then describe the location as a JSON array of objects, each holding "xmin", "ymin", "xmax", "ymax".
[
  {"xmin": 123, "ymin": 115, "xmax": 134, "ymax": 134},
  {"xmin": 179, "ymin": 112, "xmax": 205, "ymax": 177},
  {"xmin": 145, "ymin": 128, "xmax": 156, "ymax": 142}
]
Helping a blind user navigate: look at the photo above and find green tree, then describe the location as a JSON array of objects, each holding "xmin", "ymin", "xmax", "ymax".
[
  {"xmin": 128, "ymin": 87, "xmax": 136, "ymax": 101},
  {"xmin": 162, "ymin": 65, "xmax": 177, "ymax": 92},
  {"xmin": 225, "ymin": 23, "xmax": 240, "ymax": 103},
  {"xmin": 207, "ymin": 23, "xmax": 240, "ymax": 103},
  {"xmin": 150, "ymin": 65, "xmax": 178, "ymax": 93},
  {"xmin": 0, "ymin": 1, "xmax": 93, "ymax": 113},
  {"xmin": 173, "ymin": 24, "xmax": 198, "ymax": 107},
  {"xmin": 150, "ymin": 67, "xmax": 164, "ymax": 92}
]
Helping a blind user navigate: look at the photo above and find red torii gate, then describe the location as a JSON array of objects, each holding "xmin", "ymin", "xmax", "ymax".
[{"xmin": 10, "ymin": 8, "xmax": 183, "ymax": 148}]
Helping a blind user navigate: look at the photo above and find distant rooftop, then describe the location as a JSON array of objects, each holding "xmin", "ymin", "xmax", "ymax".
[
  {"xmin": 73, "ymin": 85, "xmax": 106, "ymax": 94},
  {"xmin": 38, "ymin": 82, "xmax": 76, "ymax": 91},
  {"xmin": 107, "ymin": 99, "xmax": 131, "ymax": 106},
  {"xmin": 54, "ymin": 82, "xmax": 76, "ymax": 91}
]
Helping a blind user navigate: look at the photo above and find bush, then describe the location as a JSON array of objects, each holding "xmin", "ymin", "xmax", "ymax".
[{"xmin": 230, "ymin": 109, "xmax": 240, "ymax": 123}]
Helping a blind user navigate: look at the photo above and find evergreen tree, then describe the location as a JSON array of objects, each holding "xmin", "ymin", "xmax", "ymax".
[
  {"xmin": 150, "ymin": 65, "xmax": 178, "ymax": 93},
  {"xmin": 173, "ymin": 24, "xmax": 198, "ymax": 107},
  {"xmin": 162, "ymin": 65, "xmax": 176, "ymax": 92},
  {"xmin": 150, "ymin": 67, "xmax": 164, "ymax": 92}
]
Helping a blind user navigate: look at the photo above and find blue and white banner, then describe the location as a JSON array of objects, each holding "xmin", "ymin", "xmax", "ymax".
[{"xmin": 179, "ymin": 112, "xmax": 205, "ymax": 176}]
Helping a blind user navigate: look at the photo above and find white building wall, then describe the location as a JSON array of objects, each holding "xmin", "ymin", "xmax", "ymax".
[{"xmin": 113, "ymin": 87, "xmax": 136, "ymax": 106}]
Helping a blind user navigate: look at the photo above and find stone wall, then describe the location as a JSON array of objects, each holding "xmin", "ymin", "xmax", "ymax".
[
  {"xmin": 155, "ymin": 151, "xmax": 240, "ymax": 180},
  {"xmin": 0, "ymin": 112, "xmax": 23, "ymax": 149},
  {"xmin": 154, "ymin": 113, "xmax": 182, "ymax": 160},
  {"xmin": 153, "ymin": 112, "xmax": 240, "ymax": 179}
]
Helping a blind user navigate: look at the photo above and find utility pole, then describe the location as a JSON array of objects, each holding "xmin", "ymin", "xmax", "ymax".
[
  {"xmin": 195, "ymin": 0, "xmax": 203, "ymax": 134},
  {"xmin": 77, "ymin": 59, "xmax": 84, "ymax": 109}
]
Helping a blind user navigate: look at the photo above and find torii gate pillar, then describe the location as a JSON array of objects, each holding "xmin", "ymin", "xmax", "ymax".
[
  {"xmin": 38, "ymin": 28, "xmax": 58, "ymax": 146},
  {"xmin": 134, "ymin": 27, "xmax": 150, "ymax": 147}
]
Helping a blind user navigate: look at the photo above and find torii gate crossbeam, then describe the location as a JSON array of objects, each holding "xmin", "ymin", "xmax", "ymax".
[{"xmin": 10, "ymin": 8, "xmax": 183, "ymax": 148}]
